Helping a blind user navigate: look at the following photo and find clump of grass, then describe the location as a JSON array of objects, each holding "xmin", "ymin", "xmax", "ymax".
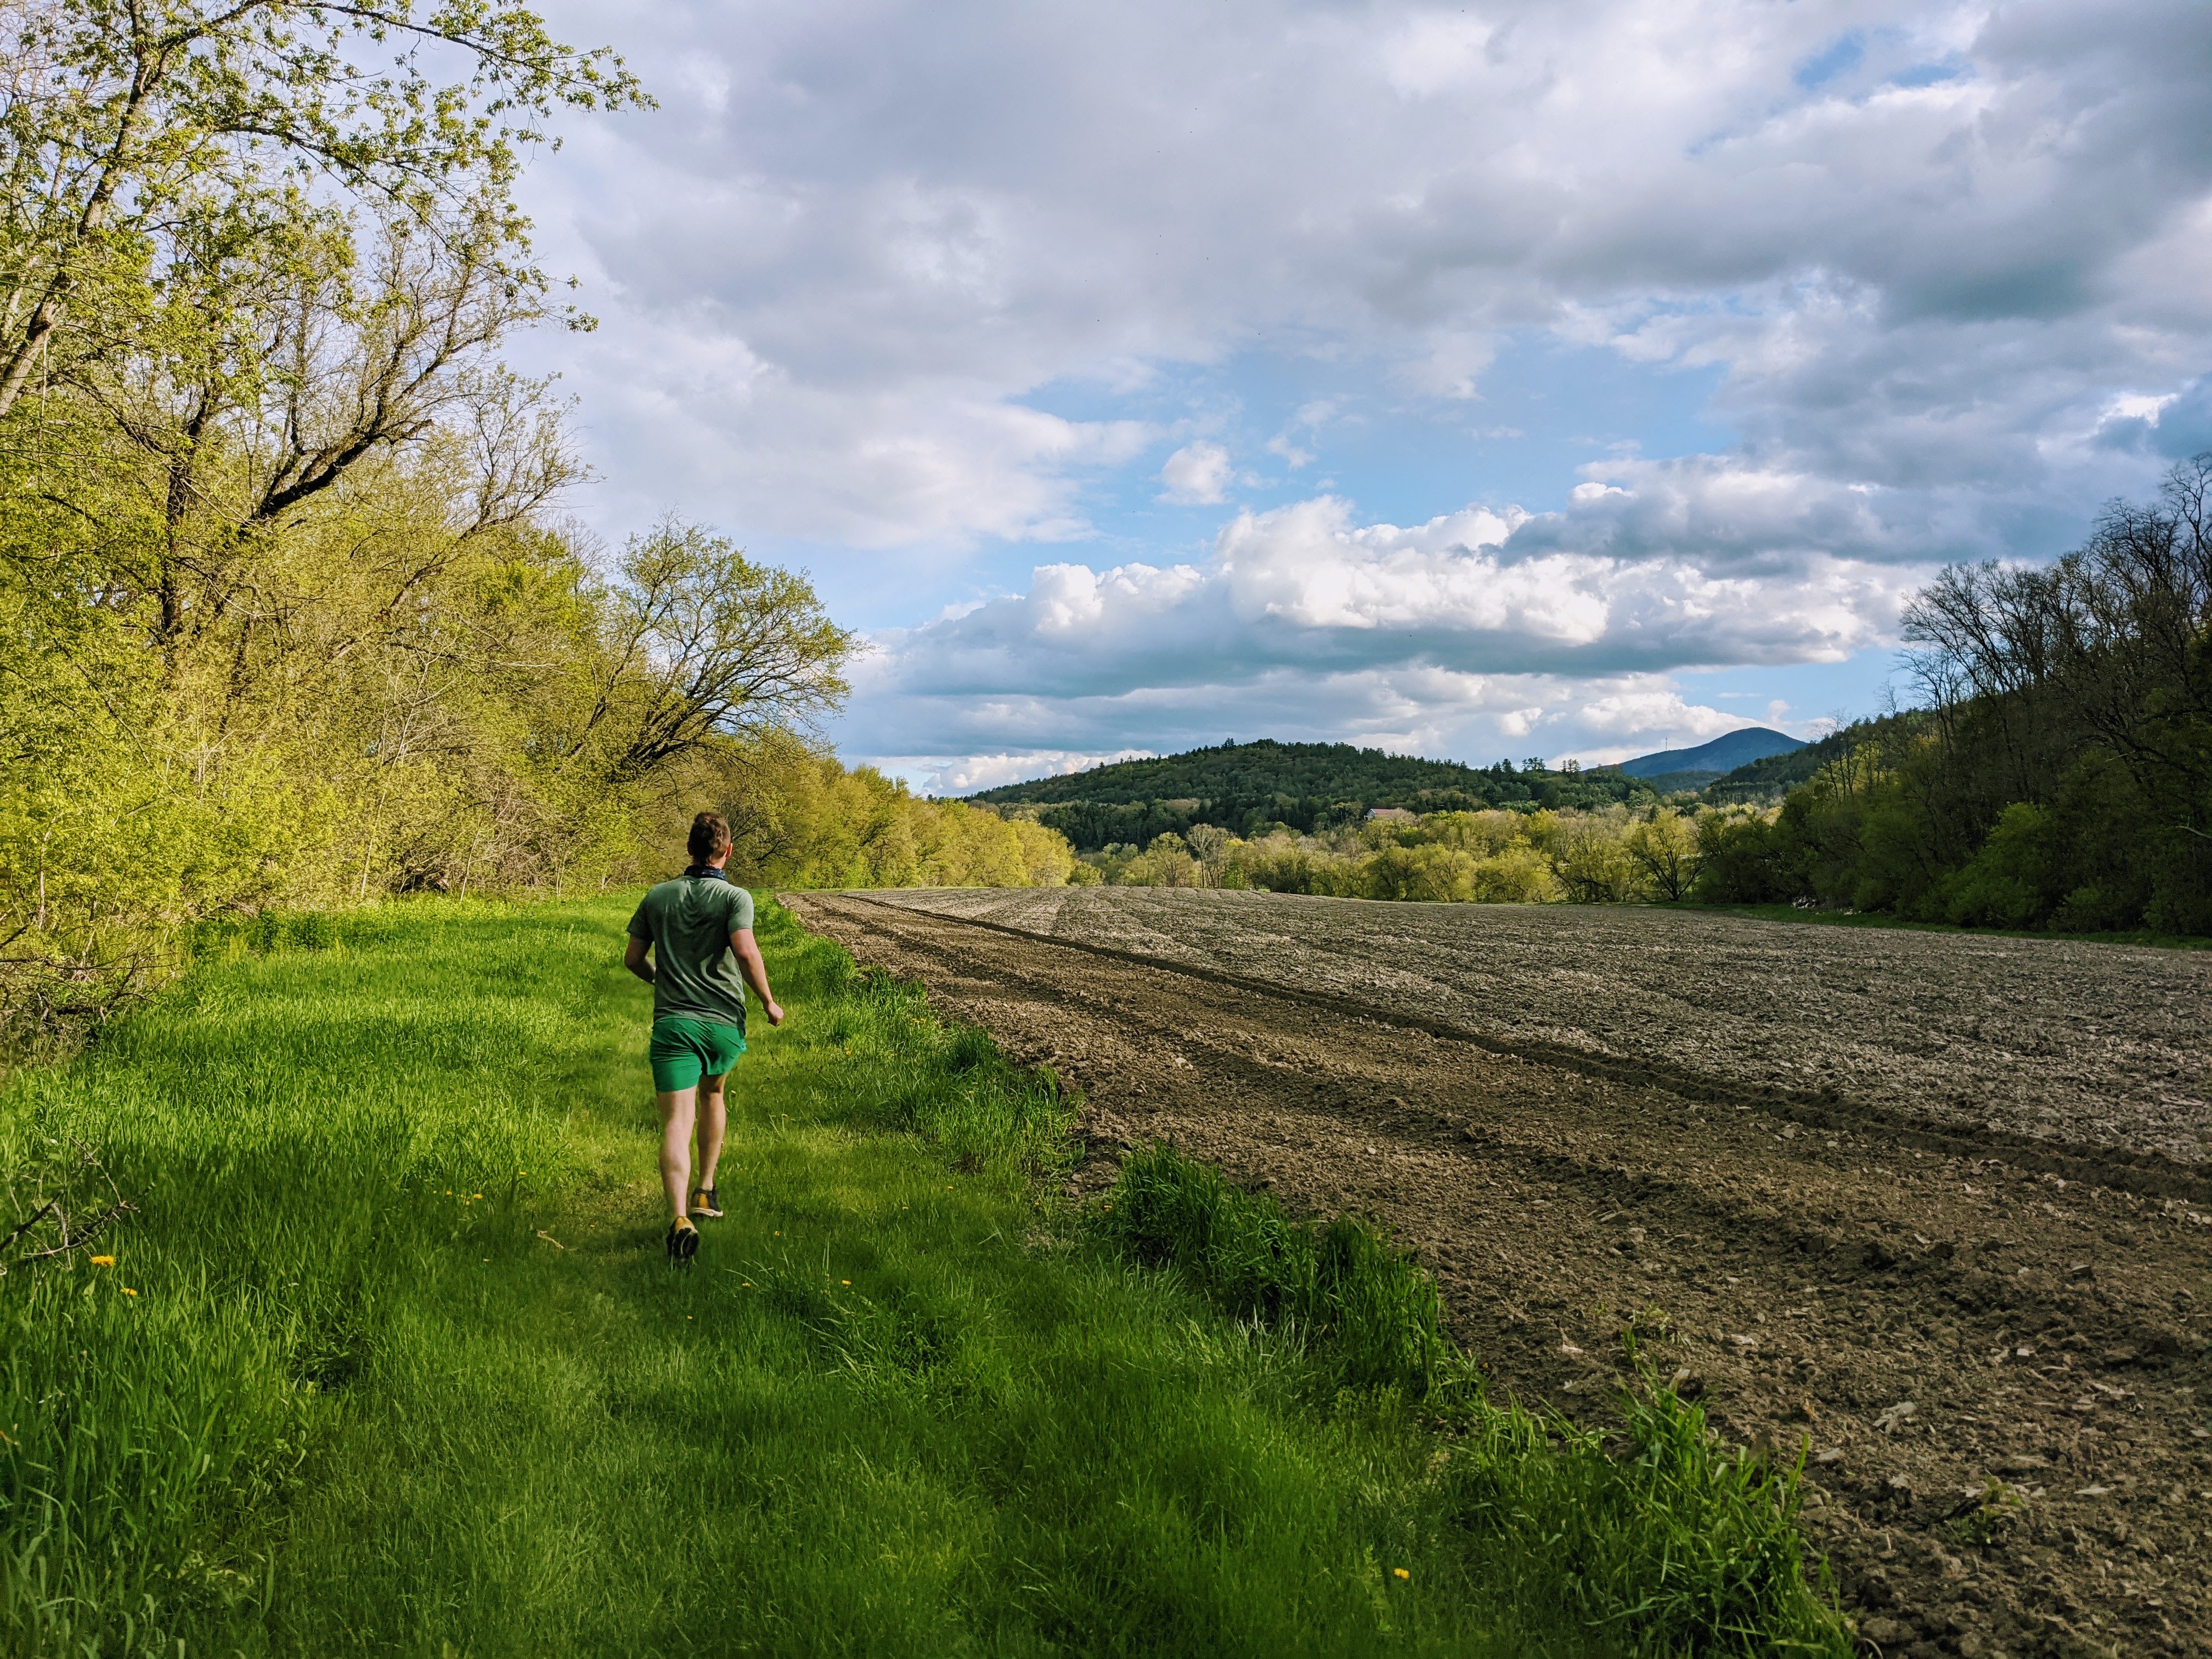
[
  {"xmin": 1438, "ymin": 1378, "xmax": 1842, "ymax": 1655},
  {"xmin": 1092, "ymin": 1144, "xmax": 1846, "ymax": 1656},
  {"xmin": 185, "ymin": 902, "xmax": 423, "ymax": 961},
  {"xmin": 1095, "ymin": 1143, "xmax": 1453, "ymax": 1396}
]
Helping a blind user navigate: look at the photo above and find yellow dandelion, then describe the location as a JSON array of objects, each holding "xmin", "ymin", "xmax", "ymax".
[
  {"xmin": 742, "ymin": 1282, "xmax": 753, "ymax": 1288},
  {"xmin": 472, "ymin": 1193, "xmax": 482, "ymax": 1199},
  {"xmin": 122, "ymin": 1288, "xmax": 139, "ymax": 1297},
  {"xmin": 1393, "ymin": 1568, "xmax": 1409, "ymax": 1581},
  {"xmin": 840, "ymin": 1279, "xmax": 851, "ymax": 1286},
  {"xmin": 90, "ymin": 1255, "xmax": 115, "ymax": 1268}
]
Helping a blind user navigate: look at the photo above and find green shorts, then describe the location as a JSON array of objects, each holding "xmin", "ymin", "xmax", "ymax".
[{"xmin": 648, "ymin": 1016, "xmax": 747, "ymax": 1092}]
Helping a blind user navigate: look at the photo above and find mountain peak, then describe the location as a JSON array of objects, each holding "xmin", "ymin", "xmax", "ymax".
[{"xmin": 1612, "ymin": 727, "xmax": 1805, "ymax": 780}]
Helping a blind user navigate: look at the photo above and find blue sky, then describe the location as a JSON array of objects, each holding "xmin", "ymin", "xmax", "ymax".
[{"xmin": 512, "ymin": 0, "xmax": 2212, "ymax": 791}]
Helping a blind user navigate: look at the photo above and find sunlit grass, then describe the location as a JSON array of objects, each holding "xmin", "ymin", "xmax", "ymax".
[{"xmin": 0, "ymin": 895, "xmax": 1846, "ymax": 1656}]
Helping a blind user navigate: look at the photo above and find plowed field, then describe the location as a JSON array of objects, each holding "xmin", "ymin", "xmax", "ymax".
[{"xmin": 786, "ymin": 889, "xmax": 2212, "ymax": 1659}]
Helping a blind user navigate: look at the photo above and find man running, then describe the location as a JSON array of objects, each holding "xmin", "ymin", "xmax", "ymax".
[{"xmin": 624, "ymin": 811, "xmax": 784, "ymax": 1263}]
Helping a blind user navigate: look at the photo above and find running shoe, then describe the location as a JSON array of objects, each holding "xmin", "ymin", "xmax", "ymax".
[
  {"xmin": 692, "ymin": 1188, "xmax": 723, "ymax": 1220},
  {"xmin": 665, "ymin": 1216, "xmax": 699, "ymax": 1266}
]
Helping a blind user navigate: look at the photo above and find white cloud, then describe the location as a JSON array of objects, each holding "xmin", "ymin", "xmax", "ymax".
[
  {"xmin": 1158, "ymin": 440, "xmax": 1234, "ymax": 505},
  {"xmin": 879, "ymin": 749, "xmax": 1155, "ymax": 795},
  {"xmin": 1398, "ymin": 330, "xmax": 1497, "ymax": 399},
  {"xmin": 1379, "ymin": 12, "xmax": 1496, "ymax": 100},
  {"xmin": 518, "ymin": 0, "xmax": 2212, "ymax": 553},
  {"xmin": 1505, "ymin": 453, "xmax": 1977, "ymax": 573},
  {"xmin": 2100, "ymin": 391, "xmax": 2181, "ymax": 428},
  {"xmin": 839, "ymin": 485, "xmax": 1921, "ymax": 781}
]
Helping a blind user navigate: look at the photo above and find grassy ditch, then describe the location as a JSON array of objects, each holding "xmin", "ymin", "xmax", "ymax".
[{"xmin": 0, "ymin": 894, "xmax": 1846, "ymax": 1656}]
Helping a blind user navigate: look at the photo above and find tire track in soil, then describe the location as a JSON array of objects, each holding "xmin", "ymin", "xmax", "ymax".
[{"xmin": 787, "ymin": 892, "xmax": 2212, "ymax": 1659}]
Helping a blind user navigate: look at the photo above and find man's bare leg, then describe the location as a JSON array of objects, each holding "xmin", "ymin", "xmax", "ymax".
[
  {"xmin": 695, "ymin": 1071, "xmax": 729, "ymax": 1200},
  {"xmin": 658, "ymin": 1087, "xmax": 698, "ymax": 1220}
]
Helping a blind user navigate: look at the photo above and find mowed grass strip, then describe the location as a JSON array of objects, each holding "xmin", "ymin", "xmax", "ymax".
[{"xmin": 0, "ymin": 896, "xmax": 1847, "ymax": 1656}]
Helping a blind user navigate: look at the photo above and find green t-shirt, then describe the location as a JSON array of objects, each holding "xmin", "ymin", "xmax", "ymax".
[{"xmin": 627, "ymin": 874, "xmax": 755, "ymax": 1031}]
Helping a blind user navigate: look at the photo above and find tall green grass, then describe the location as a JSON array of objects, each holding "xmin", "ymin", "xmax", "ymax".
[
  {"xmin": 1092, "ymin": 1146, "xmax": 1842, "ymax": 1655},
  {"xmin": 0, "ymin": 894, "xmax": 1847, "ymax": 1655},
  {"xmin": 1096, "ymin": 1144, "xmax": 1454, "ymax": 1397}
]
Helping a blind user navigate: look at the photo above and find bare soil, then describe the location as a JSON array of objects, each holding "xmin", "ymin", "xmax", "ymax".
[
  {"xmin": 787, "ymin": 889, "xmax": 2212, "ymax": 1659},
  {"xmin": 872, "ymin": 889, "xmax": 2212, "ymax": 1173}
]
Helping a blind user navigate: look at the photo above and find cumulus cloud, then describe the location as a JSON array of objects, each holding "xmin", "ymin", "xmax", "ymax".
[
  {"xmin": 520, "ymin": 0, "xmax": 2212, "ymax": 549},
  {"xmin": 1398, "ymin": 330, "xmax": 1498, "ymax": 400},
  {"xmin": 1501, "ymin": 454, "xmax": 1995, "ymax": 574},
  {"xmin": 1158, "ymin": 440, "xmax": 1233, "ymax": 504},
  {"xmin": 840, "ymin": 487, "xmax": 1926, "ymax": 783},
  {"xmin": 532, "ymin": 296, "xmax": 1155, "ymax": 546}
]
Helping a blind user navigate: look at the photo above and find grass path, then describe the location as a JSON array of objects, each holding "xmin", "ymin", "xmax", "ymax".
[{"xmin": 1, "ymin": 896, "xmax": 1844, "ymax": 1656}]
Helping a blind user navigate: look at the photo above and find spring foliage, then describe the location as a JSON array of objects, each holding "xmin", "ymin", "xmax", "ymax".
[
  {"xmin": 1075, "ymin": 803, "xmax": 1711, "ymax": 906},
  {"xmin": 0, "ymin": 1, "xmax": 1078, "ymax": 1047},
  {"xmin": 720, "ymin": 737, "xmax": 1079, "ymax": 892},
  {"xmin": 1690, "ymin": 459, "xmax": 2212, "ymax": 935}
]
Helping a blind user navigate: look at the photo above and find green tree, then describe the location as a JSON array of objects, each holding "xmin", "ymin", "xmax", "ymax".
[
  {"xmin": 1625, "ymin": 806, "xmax": 1699, "ymax": 901},
  {"xmin": 0, "ymin": 0, "xmax": 644, "ymax": 419},
  {"xmin": 584, "ymin": 522, "xmax": 855, "ymax": 786}
]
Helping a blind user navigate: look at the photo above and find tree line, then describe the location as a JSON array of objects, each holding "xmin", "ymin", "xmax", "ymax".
[
  {"xmin": 1068, "ymin": 804, "xmax": 1701, "ymax": 904},
  {"xmin": 1696, "ymin": 459, "xmax": 2212, "ymax": 935}
]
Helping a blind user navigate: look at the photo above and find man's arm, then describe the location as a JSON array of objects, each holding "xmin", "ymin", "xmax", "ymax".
[
  {"xmin": 731, "ymin": 928, "xmax": 785, "ymax": 1026},
  {"xmin": 624, "ymin": 934, "xmax": 653, "ymax": 984}
]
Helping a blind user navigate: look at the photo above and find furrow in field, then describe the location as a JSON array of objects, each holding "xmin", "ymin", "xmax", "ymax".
[{"xmin": 868, "ymin": 887, "xmax": 2212, "ymax": 1171}]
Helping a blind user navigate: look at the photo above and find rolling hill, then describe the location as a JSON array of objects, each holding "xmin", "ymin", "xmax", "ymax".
[
  {"xmin": 969, "ymin": 739, "xmax": 1666, "ymax": 849},
  {"xmin": 971, "ymin": 740, "xmax": 1501, "ymax": 808},
  {"xmin": 968, "ymin": 729, "xmax": 1840, "ymax": 851}
]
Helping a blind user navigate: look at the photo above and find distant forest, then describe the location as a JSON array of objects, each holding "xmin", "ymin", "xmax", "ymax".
[{"xmin": 973, "ymin": 741, "xmax": 1668, "ymax": 849}]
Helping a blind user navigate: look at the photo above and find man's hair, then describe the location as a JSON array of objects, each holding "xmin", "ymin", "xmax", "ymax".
[{"xmin": 687, "ymin": 811, "xmax": 733, "ymax": 864}]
